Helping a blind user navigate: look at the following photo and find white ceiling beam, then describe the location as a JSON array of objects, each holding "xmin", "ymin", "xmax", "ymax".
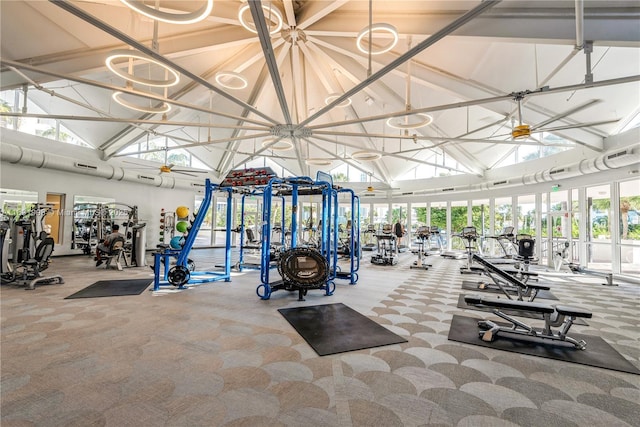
[
  {"xmin": 296, "ymin": 0, "xmax": 350, "ymax": 30},
  {"xmin": 304, "ymin": 6, "xmax": 640, "ymax": 45},
  {"xmin": 249, "ymin": 0, "xmax": 291, "ymax": 124},
  {"xmin": 299, "ymin": 41, "xmax": 392, "ymax": 182},
  {"xmin": 49, "ymin": 0, "xmax": 281, "ymax": 126},
  {"xmin": 299, "ymin": 0, "xmax": 502, "ymax": 127}
]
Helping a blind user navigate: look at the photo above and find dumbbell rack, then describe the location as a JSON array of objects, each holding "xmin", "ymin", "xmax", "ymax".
[{"xmin": 158, "ymin": 209, "xmax": 175, "ymax": 245}]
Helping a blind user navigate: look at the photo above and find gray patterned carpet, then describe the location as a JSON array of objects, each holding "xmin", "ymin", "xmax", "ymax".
[{"xmin": 1, "ymin": 249, "xmax": 639, "ymax": 426}]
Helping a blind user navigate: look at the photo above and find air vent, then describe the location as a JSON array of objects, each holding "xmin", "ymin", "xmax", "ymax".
[
  {"xmin": 402, "ymin": 192, "xmax": 414, "ymax": 195},
  {"xmin": 607, "ymin": 150, "xmax": 628, "ymax": 160},
  {"xmin": 74, "ymin": 162, "xmax": 98, "ymax": 170},
  {"xmin": 442, "ymin": 187, "xmax": 455, "ymax": 192},
  {"xmin": 137, "ymin": 175, "xmax": 157, "ymax": 181},
  {"xmin": 492, "ymin": 180, "xmax": 508, "ymax": 186},
  {"xmin": 549, "ymin": 168, "xmax": 566, "ymax": 175},
  {"xmin": 191, "ymin": 183, "xmax": 206, "ymax": 188}
]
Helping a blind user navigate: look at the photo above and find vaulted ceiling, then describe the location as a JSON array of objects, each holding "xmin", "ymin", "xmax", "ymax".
[{"xmin": 1, "ymin": 1, "xmax": 639, "ymax": 191}]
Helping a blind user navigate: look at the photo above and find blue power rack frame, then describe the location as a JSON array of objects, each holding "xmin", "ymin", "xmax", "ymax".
[{"xmin": 153, "ymin": 179, "xmax": 233, "ymax": 291}]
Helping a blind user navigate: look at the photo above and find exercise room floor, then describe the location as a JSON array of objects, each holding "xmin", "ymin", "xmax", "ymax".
[{"xmin": 2, "ymin": 249, "xmax": 639, "ymax": 426}]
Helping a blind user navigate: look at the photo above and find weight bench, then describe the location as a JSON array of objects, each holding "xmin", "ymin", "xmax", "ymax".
[
  {"xmin": 101, "ymin": 236, "xmax": 126, "ymax": 271},
  {"xmin": 464, "ymin": 294, "xmax": 592, "ymax": 350},
  {"xmin": 472, "ymin": 253, "xmax": 549, "ymax": 301}
]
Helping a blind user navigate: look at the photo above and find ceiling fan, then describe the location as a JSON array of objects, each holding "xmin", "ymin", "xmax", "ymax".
[
  {"xmin": 502, "ymin": 96, "xmax": 612, "ymax": 142},
  {"xmin": 358, "ymin": 173, "xmax": 398, "ymax": 196},
  {"xmin": 122, "ymin": 160, "xmax": 208, "ymax": 177}
]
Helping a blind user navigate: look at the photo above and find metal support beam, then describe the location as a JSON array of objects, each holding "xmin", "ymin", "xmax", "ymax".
[
  {"xmin": 49, "ymin": 0, "xmax": 280, "ymax": 125},
  {"xmin": 249, "ymin": 0, "xmax": 292, "ymax": 124},
  {"xmin": 299, "ymin": 0, "xmax": 502, "ymax": 127},
  {"xmin": 584, "ymin": 41, "xmax": 594, "ymax": 84}
]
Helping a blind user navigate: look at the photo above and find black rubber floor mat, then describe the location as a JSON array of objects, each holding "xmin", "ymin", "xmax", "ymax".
[
  {"xmin": 461, "ymin": 280, "xmax": 558, "ymax": 300},
  {"xmin": 65, "ymin": 279, "xmax": 151, "ymax": 299},
  {"xmin": 278, "ymin": 303, "xmax": 407, "ymax": 356},
  {"xmin": 448, "ymin": 315, "xmax": 639, "ymax": 375},
  {"xmin": 456, "ymin": 294, "xmax": 588, "ymax": 325}
]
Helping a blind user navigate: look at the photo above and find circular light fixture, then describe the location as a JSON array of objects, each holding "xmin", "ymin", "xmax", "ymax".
[
  {"xmin": 386, "ymin": 113, "xmax": 433, "ymax": 130},
  {"xmin": 305, "ymin": 158, "xmax": 333, "ymax": 166},
  {"xmin": 324, "ymin": 93, "xmax": 351, "ymax": 108},
  {"xmin": 351, "ymin": 151, "xmax": 382, "ymax": 161},
  {"xmin": 356, "ymin": 23, "xmax": 399, "ymax": 55},
  {"xmin": 119, "ymin": 0, "xmax": 214, "ymax": 25},
  {"xmin": 106, "ymin": 49, "xmax": 180, "ymax": 87},
  {"xmin": 215, "ymin": 71, "xmax": 248, "ymax": 90},
  {"xmin": 262, "ymin": 138, "xmax": 293, "ymax": 151},
  {"xmin": 112, "ymin": 91, "xmax": 171, "ymax": 114},
  {"xmin": 512, "ymin": 124, "xmax": 531, "ymax": 140},
  {"xmin": 238, "ymin": 3, "xmax": 283, "ymax": 35}
]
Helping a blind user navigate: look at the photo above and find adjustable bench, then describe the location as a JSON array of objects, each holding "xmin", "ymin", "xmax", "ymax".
[
  {"xmin": 464, "ymin": 294, "xmax": 593, "ymax": 350},
  {"xmin": 472, "ymin": 253, "xmax": 549, "ymax": 301}
]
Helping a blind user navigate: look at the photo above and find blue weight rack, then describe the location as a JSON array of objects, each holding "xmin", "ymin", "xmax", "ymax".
[
  {"xmin": 153, "ymin": 179, "xmax": 232, "ymax": 291},
  {"xmin": 334, "ymin": 188, "xmax": 361, "ymax": 284},
  {"xmin": 255, "ymin": 173, "xmax": 339, "ymax": 300}
]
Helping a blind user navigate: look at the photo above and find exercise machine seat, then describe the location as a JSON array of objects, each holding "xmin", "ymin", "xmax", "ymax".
[
  {"xmin": 464, "ymin": 295, "xmax": 555, "ymax": 314},
  {"xmin": 554, "ymin": 305, "xmax": 593, "ymax": 318}
]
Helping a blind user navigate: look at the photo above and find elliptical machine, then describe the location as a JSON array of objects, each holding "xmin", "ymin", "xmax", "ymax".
[{"xmin": 410, "ymin": 226, "xmax": 431, "ymax": 270}]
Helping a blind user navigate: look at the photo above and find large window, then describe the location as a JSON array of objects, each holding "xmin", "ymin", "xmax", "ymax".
[
  {"xmin": 0, "ymin": 89, "xmax": 91, "ymax": 147},
  {"xmin": 586, "ymin": 184, "xmax": 611, "ymax": 270},
  {"xmin": 619, "ymin": 178, "xmax": 640, "ymax": 274},
  {"xmin": 450, "ymin": 201, "xmax": 468, "ymax": 250},
  {"xmin": 411, "ymin": 203, "xmax": 428, "ymax": 233},
  {"xmin": 194, "ymin": 194, "xmax": 213, "ymax": 247},
  {"xmin": 373, "ymin": 203, "xmax": 389, "ymax": 229},
  {"xmin": 471, "ymin": 199, "xmax": 490, "ymax": 236},
  {"xmin": 494, "ymin": 197, "xmax": 512, "ymax": 234},
  {"xmin": 430, "ymin": 202, "xmax": 446, "ymax": 231},
  {"xmin": 517, "ymin": 195, "xmax": 536, "ymax": 236}
]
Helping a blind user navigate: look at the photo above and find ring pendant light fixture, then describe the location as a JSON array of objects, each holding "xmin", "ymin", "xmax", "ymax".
[
  {"xmin": 305, "ymin": 158, "xmax": 333, "ymax": 166},
  {"xmin": 351, "ymin": 151, "xmax": 382, "ymax": 161},
  {"xmin": 262, "ymin": 138, "xmax": 293, "ymax": 151},
  {"xmin": 386, "ymin": 38, "xmax": 433, "ymax": 130},
  {"xmin": 324, "ymin": 93, "xmax": 352, "ymax": 107},
  {"xmin": 119, "ymin": 0, "xmax": 214, "ymax": 25},
  {"xmin": 215, "ymin": 71, "xmax": 248, "ymax": 90},
  {"xmin": 106, "ymin": 49, "xmax": 180, "ymax": 87},
  {"xmin": 107, "ymin": 4, "xmax": 182, "ymax": 114},
  {"xmin": 238, "ymin": 3, "xmax": 283, "ymax": 35},
  {"xmin": 112, "ymin": 91, "xmax": 171, "ymax": 114},
  {"xmin": 356, "ymin": 23, "xmax": 398, "ymax": 55}
]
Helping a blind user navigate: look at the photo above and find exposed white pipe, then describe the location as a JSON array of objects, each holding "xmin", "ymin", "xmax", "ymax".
[
  {"xmin": 0, "ymin": 142, "xmax": 200, "ymax": 190},
  {"xmin": 413, "ymin": 145, "xmax": 638, "ymax": 196},
  {"xmin": 575, "ymin": 0, "xmax": 584, "ymax": 50}
]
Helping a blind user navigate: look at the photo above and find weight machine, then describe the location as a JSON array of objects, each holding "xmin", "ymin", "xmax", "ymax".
[
  {"xmin": 1, "ymin": 204, "xmax": 64, "ymax": 289},
  {"xmin": 152, "ymin": 179, "xmax": 232, "ymax": 291},
  {"xmin": 71, "ymin": 202, "xmax": 141, "ymax": 266}
]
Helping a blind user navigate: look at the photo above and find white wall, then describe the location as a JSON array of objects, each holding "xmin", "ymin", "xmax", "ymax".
[{"xmin": 0, "ymin": 161, "xmax": 198, "ymax": 256}]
